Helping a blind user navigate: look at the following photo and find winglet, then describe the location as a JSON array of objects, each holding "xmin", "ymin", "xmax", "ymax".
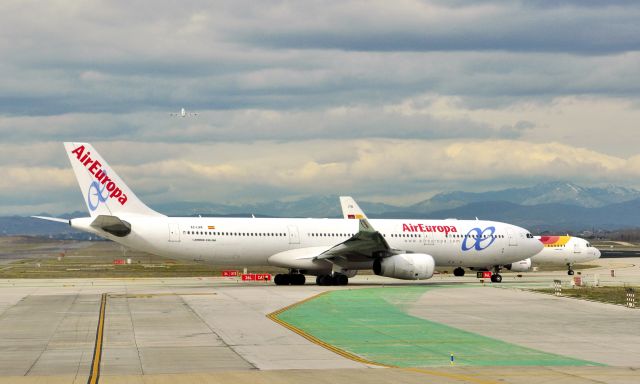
[
  {"xmin": 340, "ymin": 196, "xmax": 367, "ymax": 220},
  {"xmin": 317, "ymin": 201, "xmax": 389, "ymax": 260},
  {"xmin": 358, "ymin": 218, "xmax": 375, "ymax": 234}
]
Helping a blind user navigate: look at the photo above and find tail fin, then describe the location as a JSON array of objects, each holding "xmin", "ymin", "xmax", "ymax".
[
  {"xmin": 64, "ymin": 142, "xmax": 162, "ymax": 217},
  {"xmin": 339, "ymin": 196, "xmax": 368, "ymax": 220}
]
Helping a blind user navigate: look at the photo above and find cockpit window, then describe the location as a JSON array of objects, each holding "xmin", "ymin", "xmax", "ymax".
[{"xmin": 526, "ymin": 233, "xmax": 534, "ymax": 238}]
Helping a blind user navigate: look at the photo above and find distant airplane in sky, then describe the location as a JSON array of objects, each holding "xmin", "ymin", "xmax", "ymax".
[
  {"xmin": 33, "ymin": 143, "xmax": 543, "ymax": 285},
  {"xmin": 170, "ymin": 107, "xmax": 198, "ymax": 117}
]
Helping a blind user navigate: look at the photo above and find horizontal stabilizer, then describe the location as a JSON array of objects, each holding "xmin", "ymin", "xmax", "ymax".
[
  {"xmin": 31, "ymin": 216, "xmax": 70, "ymax": 225},
  {"xmin": 90, "ymin": 215, "xmax": 131, "ymax": 237}
]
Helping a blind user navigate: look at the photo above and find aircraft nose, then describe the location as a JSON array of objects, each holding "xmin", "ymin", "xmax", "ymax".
[
  {"xmin": 594, "ymin": 247, "xmax": 601, "ymax": 259},
  {"xmin": 532, "ymin": 237, "xmax": 544, "ymax": 253},
  {"xmin": 517, "ymin": 225, "xmax": 543, "ymax": 254}
]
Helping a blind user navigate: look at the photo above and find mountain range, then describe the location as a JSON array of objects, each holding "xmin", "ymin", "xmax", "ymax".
[{"xmin": 3, "ymin": 181, "xmax": 640, "ymax": 236}]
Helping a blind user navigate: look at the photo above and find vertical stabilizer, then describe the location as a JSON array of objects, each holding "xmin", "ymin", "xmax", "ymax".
[
  {"xmin": 340, "ymin": 196, "xmax": 368, "ymax": 220},
  {"xmin": 64, "ymin": 142, "xmax": 162, "ymax": 217}
]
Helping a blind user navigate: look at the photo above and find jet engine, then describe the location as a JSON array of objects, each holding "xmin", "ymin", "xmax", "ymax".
[
  {"xmin": 506, "ymin": 258, "xmax": 532, "ymax": 272},
  {"xmin": 373, "ymin": 253, "xmax": 435, "ymax": 280}
]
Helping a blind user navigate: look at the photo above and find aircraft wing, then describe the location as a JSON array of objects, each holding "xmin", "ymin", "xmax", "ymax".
[
  {"xmin": 268, "ymin": 197, "xmax": 396, "ymax": 271},
  {"xmin": 316, "ymin": 218, "xmax": 394, "ymax": 262},
  {"xmin": 267, "ymin": 218, "xmax": 395, "ymax": 271}
]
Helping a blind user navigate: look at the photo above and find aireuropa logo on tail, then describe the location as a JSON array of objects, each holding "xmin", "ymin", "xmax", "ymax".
[
  {"xmin": 462, "ymin": 226, "xmax": 496, "ymax": 251},
  {"xmin": 71, "ymin": 145, "xmax": 128, "ymax": 210},
  {"xmin": 88, "ymin": 170, "xmax": 109, "ymax": 211}
]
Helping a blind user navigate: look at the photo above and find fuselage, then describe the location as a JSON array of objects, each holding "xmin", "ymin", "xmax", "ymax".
[
  {"xmin": 71, "ymin": 215, "xmax": 543, "ymax": 270},
  {"xmin": 533, "ymin": 235, "xmax": 601, "ymax": 265}
]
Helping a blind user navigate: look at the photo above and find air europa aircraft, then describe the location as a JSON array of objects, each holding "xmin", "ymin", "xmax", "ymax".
[
  {"xmin": 342, "ymin": 198, "xmax": 601, "ymax": 279},
  {"xmin": 34, "ymin": 142, "xmax": 543, "ymax": 285}
]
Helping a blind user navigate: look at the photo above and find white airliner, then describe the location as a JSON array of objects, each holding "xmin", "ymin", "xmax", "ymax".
[
  {"xmin": 341, "ymin": 199, "xmax": 601, "ymax": 279},
  {"xmin": 34, "ymin": 143, "xmax": 543, "ymax": 285},
  {"xmin": 505, "ymin": 236, "xmax": 601, "ymax": 275},
  {"xmin": 170, "ymin": 107, "xmax": 198, "ymax": 117}
]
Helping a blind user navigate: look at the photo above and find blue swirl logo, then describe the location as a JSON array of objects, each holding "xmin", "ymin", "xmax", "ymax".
[
  {"xmin": 462, "ymin": 226, "xmax": 496, "ymax": 251},
  {"xmin": 87, "ymin": 170, "xmax": 108, "ymax": 211}
]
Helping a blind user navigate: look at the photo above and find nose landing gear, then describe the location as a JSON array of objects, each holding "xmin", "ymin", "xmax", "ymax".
[
  {"xmin": 567, "ymin": 264, "xmax": 575, "ymax": 275},
  {"xmin": 490, "ymin": 266, "xmax": 503, "ymax": 283}
]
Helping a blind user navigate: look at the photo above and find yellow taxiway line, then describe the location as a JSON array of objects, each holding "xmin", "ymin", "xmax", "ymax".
[{"xmin": 87, "ymin": 293, "xmax": 107, "ymax": 384}]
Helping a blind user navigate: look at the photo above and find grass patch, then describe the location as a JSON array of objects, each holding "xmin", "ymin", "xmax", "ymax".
[{"xmin": 535, "ymin": 286, "xmax": 638, "ymax": 306}]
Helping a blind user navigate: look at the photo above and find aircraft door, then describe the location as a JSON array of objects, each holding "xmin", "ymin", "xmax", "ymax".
[
  {"xmin": 423, "ymin": 231, "xmax": 435, "ymax": 246},
  {"xmin": 506, "ymin": 228, "xmax": 517, "ymax": 246},
  {"xmin": 287, "ymin": 225, "xmax": 300, "ymax": 244},
  {"xmin": 168, "ymin": 223, "xmax": 181, "ymax": 242},
  {"xmin": 573, "ymin": 241, "xmax": 582, "ymax": 253}
]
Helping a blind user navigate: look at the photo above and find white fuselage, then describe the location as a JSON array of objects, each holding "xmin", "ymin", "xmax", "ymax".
[
  {"xmin": 71, "ymin": 215, "xmax": 543, "ymax": 273},
  {"xmin": 532, "ymin": 236, "xmax": 601, "ymax": 265}
]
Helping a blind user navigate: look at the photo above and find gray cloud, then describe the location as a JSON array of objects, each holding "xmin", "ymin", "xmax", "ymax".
[
  {"xmin": 1, "ymin": 1, "xmax": 640, "ymax": 214},
  {"xmin": 2, "ymin": 139, "xmax": 638, "ymax": 215},
  {"xmin": 0, "ymin": 103, "xmax": 528, "ymax": 144},
  {"xmin": 231, "ymin": 2, "xmax": 640, "ymax": 54},
  {"xmin": 1, "ymin": 2, "xmax": 639, "ymax": 117}
]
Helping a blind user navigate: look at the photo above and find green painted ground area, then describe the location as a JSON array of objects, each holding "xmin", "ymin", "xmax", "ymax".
[{"xmin": 277, "ymin": 286, "xmax": 603, "ymax": 367}]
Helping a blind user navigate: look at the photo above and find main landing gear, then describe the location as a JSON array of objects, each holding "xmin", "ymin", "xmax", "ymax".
[
  {"xmin": 316, "ymin": 273, "xmax": 349, "ymax": 286},
  {"xmin": 274, "ymin": 273, "xmax": 306, "ymax": 286},
  {"xmin": 453, "ymin": 267, "xmax": 465, "ymax": 277},
  {"xmin": 491, "ymin": 266, "xmax": 502, "ymax": 283},
  {"xmin": 567, "ymin": 264, "xmax": 575, "ymax": 276}
]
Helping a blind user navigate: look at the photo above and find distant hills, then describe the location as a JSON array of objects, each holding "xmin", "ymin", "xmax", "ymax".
[
  {"xmin": 151, "ymin": 196, "xmax": 399, "ymax": 218},
  {"xmin": 3, "ymin": 181, "xmax": 640, "ymax": 236},
  {"xmin": 409, "ymin": 182, "xmax": 640, "ymax": 212}
]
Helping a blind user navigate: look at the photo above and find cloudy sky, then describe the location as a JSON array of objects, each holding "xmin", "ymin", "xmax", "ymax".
[{"xmin": 2, "ymin": 0, "xmax": 640, "ymax": 215}]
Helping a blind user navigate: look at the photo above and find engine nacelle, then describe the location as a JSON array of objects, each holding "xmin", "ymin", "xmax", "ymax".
[
  {"xmin": 373, "ymin": 253, "xmax": 435, "ymax": 280},
  {"xmin": 506, "ymin": 258, "xmax": 532, "ymax": 272}
]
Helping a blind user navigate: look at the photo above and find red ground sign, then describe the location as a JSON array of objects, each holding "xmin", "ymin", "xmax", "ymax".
[
  {"xmin": 222, "ymin": 270, "xmax": 239, "ymax": 277},
  {"xmin": 476, "ymin": 271, "xmax": 492, "ymax": 279},
  {"xmin": 241, "ymin": 273, "xmax": 272, "ymax": 281}
]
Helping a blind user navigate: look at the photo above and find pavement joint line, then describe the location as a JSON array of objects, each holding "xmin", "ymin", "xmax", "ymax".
[
  {"xmin": 178, "ymin": 292, "xmax": 258, "ymax": 370},
  {"xmin": 87, "ymin": 293, "xmax": 107, "ymax": 384},
  {"xmin": 24, "ymin": 293, "xmax": 80, "ymax": 376},
  {"xmin": 107, "ymin": 292, "xmax": 217, "ymax": 298},
  {"xmin": 266, "ymin": 289, "xmax": 501, "ymax": 384}
]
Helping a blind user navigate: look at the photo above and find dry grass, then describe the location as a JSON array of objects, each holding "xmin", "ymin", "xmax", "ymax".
[
  {"xmin": 0, "ymin": 238, "xmax": 285, "ymax": 278},
  {"xmin": 535, "ymin": 286, "xmax": 638, "ymax": 306}
]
